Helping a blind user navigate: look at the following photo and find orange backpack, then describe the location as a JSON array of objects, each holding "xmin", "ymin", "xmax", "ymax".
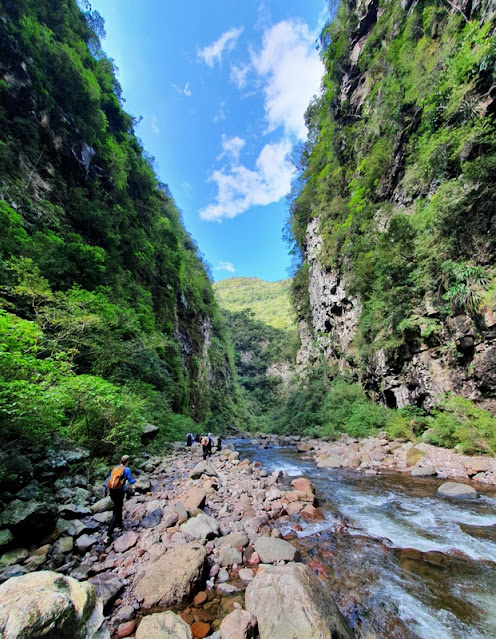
[{"xmin": 107, "ymin": 465, "xmax": 125, "ymax": 490}]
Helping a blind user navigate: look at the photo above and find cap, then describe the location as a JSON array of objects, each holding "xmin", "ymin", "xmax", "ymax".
[{"xmin": 121, "ymin": 455, "xmax": 130, "ymax": 463}]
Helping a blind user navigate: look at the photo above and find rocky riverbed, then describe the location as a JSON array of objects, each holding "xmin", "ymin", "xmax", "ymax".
[{"xmin": 0, "ymin": 435, "xmax": 494, "ymax": 638}]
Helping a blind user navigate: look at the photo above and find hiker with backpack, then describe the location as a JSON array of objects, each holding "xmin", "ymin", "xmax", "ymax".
[
  {"xmin": 201, "ymin": 434, "xmax": 210, "ymax": 460},
  {"xmin": 103, "ymin": 455, "xmax": 136, "ymax": 544}
]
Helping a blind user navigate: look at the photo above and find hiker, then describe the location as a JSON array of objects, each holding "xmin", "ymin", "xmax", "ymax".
[
  {"xmin": 201, "ymin": 434, "xmax": 210, "ymax": 460},
  {"xmin": 186, "ymin": 432, "xmax": 194, "ymax": 447},
  {"xmin": 217, "ymin": 435, "xmax": 222, "ymax": 452},
  {"xmin": 195, "ymin": 433, "xmax": 201, "ymax": 443},
  {"xmin": 207, "ymin": 432, "xmax": 213, "ymax": 457},
  {"xmin": 103, "ymin": 455, "xmax": 136, "ymax": 544}
]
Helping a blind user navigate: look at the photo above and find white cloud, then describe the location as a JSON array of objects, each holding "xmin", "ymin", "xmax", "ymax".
[
  {"xmin": 217, "ymin": 135, "xmax": 246, "ymax": 162},
  {"xmin": 251, "ymin": 20, "xmax": 323, "ymax": 140},
  {"xmin": 200, "ymin": 139, "xmax": 294, "ymax": 221},
  {"xmin": 214, "ymin": 102, "xmax": 226, "ymax": 122},
  {"xmin": 151, "ymin": 115, "xmax": 159, "ymax": 135},
  {"xmin": 171, "ymin": 81, "xmax": 192, "ymax": 96},
  {"xmin": 215, "ymin": 261, "xmax": 236, "ymax": 273},
  {"xmin": 230, "ymin": 63, "xmax": 250, "ymax": 89},
  {"xmin": 198, "ymin": 27, "xmax": 243, "ymax": 67}
]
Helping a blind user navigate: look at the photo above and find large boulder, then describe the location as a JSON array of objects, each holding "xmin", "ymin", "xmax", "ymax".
[
  {"xmin": 437, "ymin": 482, "xmax": 478, "ymax": 500},
  {"xmin": 0, "ymin": 453, "xmax": 33, "ymax": 491},
  {"xmin": 88, "ymin": 573, "xmax": 124, "ymax": 608},
  {"xmin": 133, "ymin": 542, "xmax": 206, "ymax": 609},
  {"xmin": 0, "ymin": 500, "xmax": 57, "ymax": 542},
  {"xmin": 180, "ymin": 513, "xmax": 219, "ymax": 541},
  {"xmin": 253, "ymin": 537, "xmax": 297, "ymax": 563},
  {"xmin": 0, "ymin": 570, "xmax": 109, "ymax": 638},
  {"xmin": 245, "ymin": 563, "xmax": 353, "ymax": 639},
  {"xmin": 141, "ymin": 423, "xmax": 160, "ymax": 445},
  {"xmin": 406, "ymin": 446, "xmax": 427, "ymax": 467},
  {"xmin": 136, "ymin": 611, "xmax": 192, "ymax": 639},
  {"xmin": 176, "ymin": 487, "xmax": 207, "ymax": 511}
]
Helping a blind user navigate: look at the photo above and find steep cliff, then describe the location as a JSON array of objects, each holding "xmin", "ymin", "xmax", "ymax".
[
  {"xmin": 291, "ymin": 0, "xmax": 496, "ymax": 412},
  {"xmin": 0, "ymin": 0, "xmax": 240, "ymax": 451}
]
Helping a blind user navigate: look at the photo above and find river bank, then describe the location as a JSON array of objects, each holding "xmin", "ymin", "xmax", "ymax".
[{"xmin": 0, "ymin": 435, "xmax": 495, "ymax": 638}]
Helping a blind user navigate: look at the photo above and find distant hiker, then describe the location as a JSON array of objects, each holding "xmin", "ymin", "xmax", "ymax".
[
  {"xmin": 207, "ymin": 433, "xmax": 213, "ymax": 457},
  {"xmin": 195, "ymin": 433, "xmax": 201, "ymax": 443},
  {"xmin": 201, "ymin": 434, "xmax": 210, "ymax": 460},
  {"xmin": 217, "ymin": 436, "xmax": 222, "ymax": 452},
  {"xmin": 186, "ymin": 432, "xmax": 194, "ymax": 447},
  {"xmin": 103, "ymin": 455, "xmax": 136, "ymax": 544}
]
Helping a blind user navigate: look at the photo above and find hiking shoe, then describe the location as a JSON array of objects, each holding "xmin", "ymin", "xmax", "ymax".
[{"xmin": 104, "ymin": 535, "xmax": 111, "ymax": 544}]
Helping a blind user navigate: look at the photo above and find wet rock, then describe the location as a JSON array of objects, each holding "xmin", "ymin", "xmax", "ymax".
[
  {"xmin": 317, "ymin": 456, "xmax": 342, "ymax": 469},
  {"xmin": 291, "ymin": 477, "xmax": 314, "ymax": 494},
  {"xmin": 411, "ymin": 465, "xmax": 436, "ymax": 477},
  {"xmin": 133, "ymin": 542, "xmax": 206, "ymax": 609},
  {"xmin": 117, "ymin": 620, "xmax": 135, "ymax": 638},
  {"xmin": 0, "ymin": 571, "xmax": 108, "ymax": 638},
  {"xmin": 89, "ymin": 572, "xmax": 124, "ymax": 608},
  {"xmin": 245, "ymin": 563, "xmax": 353, "ymax": 639},
  {"xmin": 113, "ymin": 531, "xmax": 138, "ymax": 553},
  {"xmin": 220, "ymin": 608, "xmax": 257, "ymax": 639},
  {"xmin": 253, "ymin": 537, "xmax": 297, "ymax": 563},
  {"xmin": 194, "ymin": 590, "xmax": 208, "ymax": 605},
  {"xmin": 437, "ymin": 482, "xmax": 478, "ymax": 500},
  {"xmin": 300, "ymin": 505, "xmax": 325, "ymax": 521},
  {"xmin": 191, "ymin": 621, "xmax": 210, "ymax": 638},
  {"xmin": 140, "ymin": 508, "xmax": 162, "ymax": 528},
  {"xmin": 0, "ymin": 500, "xmax": 58, "ymax": 542},
  {"xmin": 136, "ymin": 611, "xmax": 192, "ymax": 639},
  {"xmin": 180, "ymin": 513, "xmax": 219, "ymax": 541},
  {"xmin": 296, "ymin": 442, "xmax": 314, "ymax": 452}
]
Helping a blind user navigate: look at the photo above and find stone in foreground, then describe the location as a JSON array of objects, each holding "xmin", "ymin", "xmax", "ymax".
[
  {"xmin": 136, "ymin": 611, "xmax": 192, "ymax": 639},
  {"xmin": 133, "ymin": 542, "xmax": 206, "ymax": 609},
  {"xmin": 437, "ymin": 482, "xmax": 478, "ymax": 500},
  {"xmin": 245, "ymin": 563, "xmax": 353, "ymax": 639},
  {"xmin": 0, "ymin": 570, "xmax": 109, "ymax": 639},
  {"xmin": 220, "ymin": 608, "xmax": 257, "ymax": 639}
]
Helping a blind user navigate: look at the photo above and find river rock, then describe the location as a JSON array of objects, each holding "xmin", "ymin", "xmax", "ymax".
[
  {"xmin": 0, "ymin": 500, "xmax": 58, "ymax": 542},
  {"xmin": 58, "ymin": 504, "xmax": 92, "ymax": 518},
  {"xmin": 89, "ymin": 573, "xmax": 124, "ymax": 608},
  {"xmin": 0, "ymin": 529, "xmax": 14, "ymax": 551},
  {"xmin": 411, "ymin": 464, "xmax": 436, "ymax": 477},
  {"xmin": 220, "ymin": 608, "xmax": 257, "ymax": 639},
  {"xmin": 133, "ymin": 542, "xmax": 206, "ymax": 609},
  {"xmin": 317, "ymin": 456, "xmax": 342, "ymax": 469},
  {"xmin": 113, "ymin": 531, "xmax": 138, "ymax": 553},
  {"xmin": 0, "ymin": 547, "xmax": 28, "ymax": 568},
  {"xmin": 0, "ymin": 570, "xmax": 108, "ymax": 638},
  {"xmin": 219, "ymin": 547, "xmax": 242, "ymax": 566},
  {"xmin": 91, "ymin": 496, "xmax": 114, "ymax": 513},
  {"xmin": 291, "ymin": 477, "xmax": 314, "ymax": 494},
  {"xmin": 136, "ymin": 611, "xmax": 192, "ymax": 639},
  {"xmin": 406, "ymin": 446, "xmax": 427, "ymax": 466},
  {"xmin": 245, "ymin": 563, "xmax": 353, "ymax": 639},
  {"xmin": 135, "ymin": 475, "xmax": 151, "ymax": 493},
  {"xmin": 180, "ymin": 513, "xmax": 219, "ymax": 541},
  {"xmin": 254, "ymin": 537, "xmax": 296, "ymax": 563},
  {"xmin": 464, "ymin": 458, "xmax": 490, "ymax": 475},
  {"xmin": 140, "ymin": 508, "xmax": 163, "ymax": 528},
  {"xmin": 190, "ymin": 461, "xmax": 219, "ymax": 479},
  {"xmin": 177, "ymin": 487, "xmax": 207, "ymax": 511},
  {"xmin": 217, "ymin": 531, "xmax": 249, "ymax": 549},
  {"xmin": 296, "ymin": 442, "xmax": 313, "ymax": 452},
  {"xmin": 75, "ymin": 534, "xmax": 97, "ymax": 553},
  {"xmin": 52, "ymin": 536, "xmax": 74, "ymax": 555},
  {"xmin": 437, "ymin": 482, "xmax": 478, "ymax": 500},
  {"xmin": 93, "ymin": 511, "xmax": 112, "ymax": 524}
]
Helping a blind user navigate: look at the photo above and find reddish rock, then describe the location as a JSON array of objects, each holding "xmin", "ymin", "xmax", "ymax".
[
  {"xmin": 194, "ymin": 591, "xmax": 207, "ymax": 605},
  {"xmin": 191, "ymin": 621, "xmax": 210, "ymax": 638},
  {"xmin": 249, "ymin": 551, "xmax": 260, "ymax": 565},
  {"xmin": 117, "ymin": 620, "xmax": 135, "ymax": 638},
  {"xmin": 114, "ymin": 531, "xmax": 139, "ymax": 554},
  {"xmin": 291, "ymin": 478, "xmax": 314, "ymax": 494},
  {"xmin": 300, "ymin": 505, "xmax": 325, "ymax": 521}
]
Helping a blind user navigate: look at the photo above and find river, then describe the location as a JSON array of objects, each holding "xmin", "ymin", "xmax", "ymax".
[{"xmin": 234, "ymin": 440, "xmax": 496, "ymax": 639}]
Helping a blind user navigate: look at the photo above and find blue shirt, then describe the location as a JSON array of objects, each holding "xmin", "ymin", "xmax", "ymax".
[{"xmin": 104, "ymin": 465, "xmax": 136, "ymax": 494}]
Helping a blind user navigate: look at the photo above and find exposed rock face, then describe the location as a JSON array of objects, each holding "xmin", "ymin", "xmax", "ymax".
[
  {"xmin": 0, "ymin": 571, "xmax": 109, "ymax": 638},
  {"xmin": 133, "ymin": 542, "xmax": 206, "ymax": 609},
  {"xmin": 245, "ymin": 563, "xmax": 353, "ymax": 639}
]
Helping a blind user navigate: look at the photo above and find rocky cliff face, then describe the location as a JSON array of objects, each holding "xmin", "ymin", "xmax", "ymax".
[{"xmin": 296, "ymin": 0, "xmax": 496, "ymax": 412}]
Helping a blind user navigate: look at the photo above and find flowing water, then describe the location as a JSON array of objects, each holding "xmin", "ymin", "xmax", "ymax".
[{"xmin": 234, "ymin": 440, "xmax": 496, "ymax": 639}]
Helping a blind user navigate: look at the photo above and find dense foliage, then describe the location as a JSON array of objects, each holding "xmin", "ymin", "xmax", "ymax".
[
  {"xmin": 0, "ymin": 0, "xmax": 241, "ymax": 453},
  {"xmin": 283, "ymin": 0, "xmax": 496, "ymax": 452},
  {"xmin": 214, "ymin": 278, "xmax": 298, "ymax": 431}
]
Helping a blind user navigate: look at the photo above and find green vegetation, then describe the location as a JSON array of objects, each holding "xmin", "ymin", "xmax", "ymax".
[
  {"xmin": 0, "ymin": 0, "xmax": 241, "ymax": 454},
  {"xmin": 214, "ymin": 278, "xmax": 297, "ymax": 332}
]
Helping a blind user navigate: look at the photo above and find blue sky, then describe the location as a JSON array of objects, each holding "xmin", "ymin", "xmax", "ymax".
[{"xmin": 91, "ymin": 0, "xmax": 327, "ymax": 281}]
